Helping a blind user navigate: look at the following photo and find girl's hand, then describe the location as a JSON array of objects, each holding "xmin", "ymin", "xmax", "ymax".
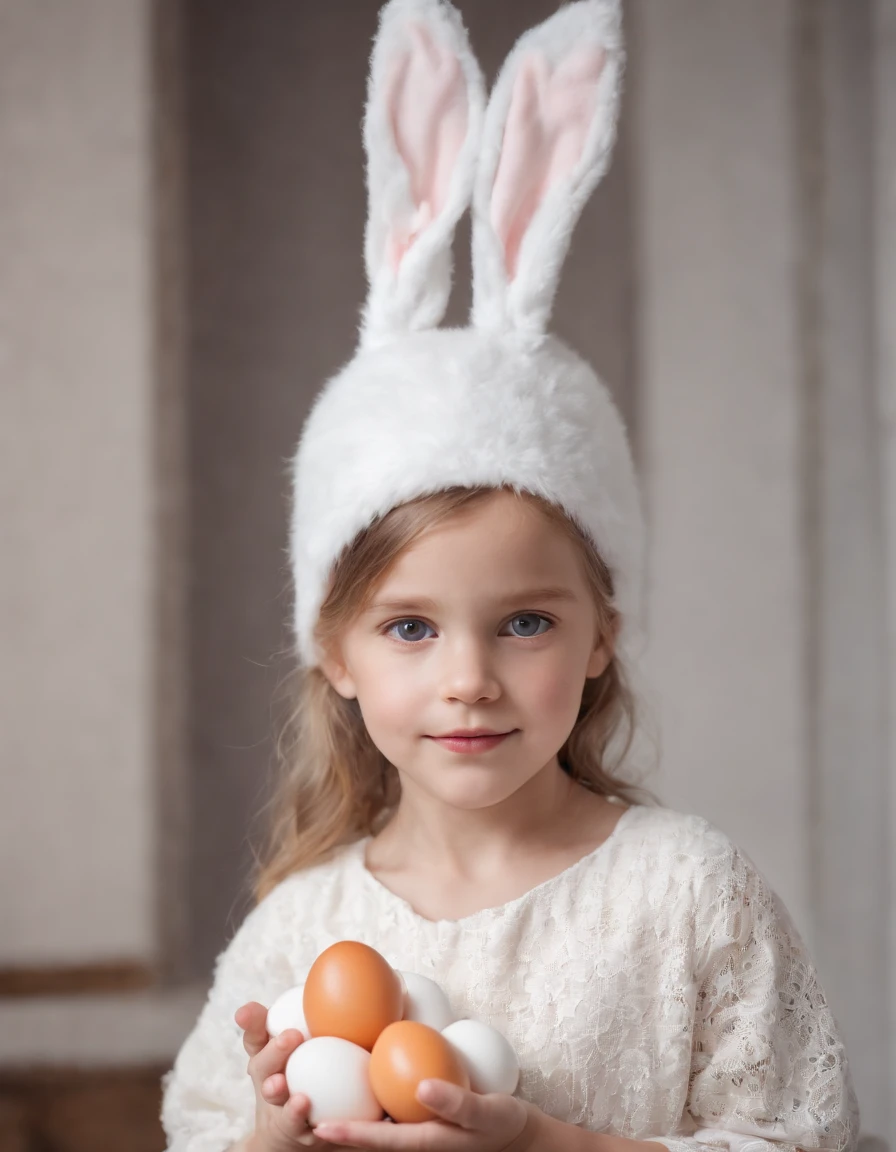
[
  {"xmin": 235, "ymin": 1001, "xmax": 334, "ymax": 1151},
  {"xmin": 312, "ymin": 1078, "xmax": 541, "ymax": 1151}
]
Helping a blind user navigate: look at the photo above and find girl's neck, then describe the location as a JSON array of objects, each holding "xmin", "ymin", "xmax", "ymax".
[{"xmin": 368, "ymin": 761, "xmax": 611, "ymax": 883}]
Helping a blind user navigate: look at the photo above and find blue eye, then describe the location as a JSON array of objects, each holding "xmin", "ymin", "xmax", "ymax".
[
  {"xmin": 506, "ymin": 613, "xmax": 552, "ymax": 638},
  {"xmin": 387, "ymin": 619, "xmax": 435, "ymax": 643}
]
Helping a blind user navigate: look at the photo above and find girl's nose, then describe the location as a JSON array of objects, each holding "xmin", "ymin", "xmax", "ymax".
[{"xmin": 438, "ymin": 636, "xmax": 501, "ymax": 704}]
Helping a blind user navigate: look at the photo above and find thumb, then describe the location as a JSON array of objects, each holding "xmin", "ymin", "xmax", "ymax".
[
  {"xmin": 416, "ymin": 1079, "xmax": 470, "ymax": 1124},
  {"xmin": 416, "ymin": 1080, "xmax": 525, "ymax": 1135}
]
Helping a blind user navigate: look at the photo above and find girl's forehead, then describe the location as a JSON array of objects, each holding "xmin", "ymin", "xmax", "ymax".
[
  {"xmin": 431, "ymin": 488, "xmax": 560, "ymax": 536},
  {"xmin": 406, "ymin": 497, "xmax": 560, "ymax": 554},
  {"xmin": 374, "ymin": 498, "xmax": 585, "ymax": 594}
]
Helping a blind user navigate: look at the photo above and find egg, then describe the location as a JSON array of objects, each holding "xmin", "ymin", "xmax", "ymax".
[
  {"xmin": 285, "ymin": 1036, "xmax": 384, "ymax": 1125},
  {"xmin": 369, "ymin": 1020, "xmax": 470, "ymax": 1123},
  {"xmin": 441, "ymin": 1019, "xmax": 520, "ymax": 1095},
  {"xmin": 266, "ymin": 985, "xmax": 310, "ymax": 1041},
  {"xmin": 303, "ymin": 941, "xmax": 403, "ymax": 1051},
  {"xmin": 398, "ymin": 971, "xmax": 455, "ymax": 1031}
]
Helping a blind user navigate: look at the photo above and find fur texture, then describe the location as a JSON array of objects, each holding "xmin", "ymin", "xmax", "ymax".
[
  {"xmin": 361, "ymin": 0, "xmax": 485, "ymax": 343},
  {"xmin": 291, "ymin": 327, "xmax": 644, "ymax": 666},
  {"xmin": 289, "ymin": 0, "xmax": 644, "ymax": 677},
  {"xmin": 471, "ymin": 1, "xmax": 623, "ymax": 336}
]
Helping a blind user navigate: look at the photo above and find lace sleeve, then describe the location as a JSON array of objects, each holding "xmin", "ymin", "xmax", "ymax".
[
  {"xmin": 160, "ymin": 883, "xmax": 306, "ymax": 1152},
  {"xmin": 649, "ymin": 845, "xmax": 860, "ymax": 1152}
]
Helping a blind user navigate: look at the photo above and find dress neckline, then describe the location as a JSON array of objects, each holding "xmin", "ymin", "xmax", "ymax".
[{"xmin": 348, "ymin": 801, "xmax": 643, "ymax": 929}]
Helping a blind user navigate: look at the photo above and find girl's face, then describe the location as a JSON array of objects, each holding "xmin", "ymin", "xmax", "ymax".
[{"xmin": 321, "ymin": 490, "xmax": 615, "ymax": 813}]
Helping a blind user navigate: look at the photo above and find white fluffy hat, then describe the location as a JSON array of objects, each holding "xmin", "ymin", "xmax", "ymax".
[{"xmin": 290, "ymin": 0, "xmax": 644, "ymax": 671}]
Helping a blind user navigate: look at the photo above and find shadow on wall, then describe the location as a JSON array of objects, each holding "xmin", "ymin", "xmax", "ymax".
[{"xmin": 180, "ymin": 0, "xmax": 636, "ymax": 979}]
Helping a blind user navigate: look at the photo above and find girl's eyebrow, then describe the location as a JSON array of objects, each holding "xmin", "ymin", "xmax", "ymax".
[{"xmin": 365, "ymin": 586, "xmax": 578, "ymax": 614}]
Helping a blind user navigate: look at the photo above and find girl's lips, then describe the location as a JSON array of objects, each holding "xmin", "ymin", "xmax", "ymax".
[{"xmin": 427, "ymin": 731, "xmax": 516, "ymax": 754}]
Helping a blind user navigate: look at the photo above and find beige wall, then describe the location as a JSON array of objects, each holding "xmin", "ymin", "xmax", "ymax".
[
  {"xmin": 0, "ymin": 0, "xmax": 155, "ymax": 965},
  {"xmin": 635, "ymin": 0, "xmax": 809, "ymax": 921}
]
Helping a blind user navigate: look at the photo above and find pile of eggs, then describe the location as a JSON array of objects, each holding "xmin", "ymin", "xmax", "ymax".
[{"xmin": 265, "ymin": 940, "xmax": 520, "ymax": 1125}]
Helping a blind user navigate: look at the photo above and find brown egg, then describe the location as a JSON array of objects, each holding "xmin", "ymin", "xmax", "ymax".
[
  {"xmin": 303, "ymin": 941, "xmax": 403, "ymax": 1051},
  {"xmin": 369, "ymin": 1020, "xmax": 471, "ymax": 1123}
]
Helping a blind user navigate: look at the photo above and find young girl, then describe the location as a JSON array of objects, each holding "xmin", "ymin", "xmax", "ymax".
[{"xmin": 161, "ymin": 1, "xmax": 859, "ymax": 1149}]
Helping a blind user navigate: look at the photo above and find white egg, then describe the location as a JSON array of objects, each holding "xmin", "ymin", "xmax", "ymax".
[
  {"xmin": 266, "ymin": 985, "xmax": 310, "ymax": 1041},
  {"xmin": 398, "ymin": 971, "xmax": 455, "ymax": 1031},
  {"xmin": 441, "ymin": 1019, "xmax": 520, "ymax": 1095},
  {"xmin": 285, "ymin": 1036, "xmax": 384, "ymax": 1125}
]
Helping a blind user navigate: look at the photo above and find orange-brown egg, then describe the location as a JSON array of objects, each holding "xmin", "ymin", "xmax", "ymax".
[
  {"xmin": 369, "ymin": 1020, "xmax": 471, "ymax": 1123},
  {"xmin": 303, "ymin": 941, "xmax": 403, "ymax": 1051}
]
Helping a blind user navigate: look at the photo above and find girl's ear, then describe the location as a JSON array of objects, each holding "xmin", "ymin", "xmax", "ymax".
[
  {"xmin": 360, "ymin": 0, "xmax": 485, "ymax": 345},
  {"xmin": 587, "ymin": 611, "xmax": 620, "ymax": 679},
  {"xmin": 471, "ymin": 0, "xmax": 623, "ymax": 338},
  {"xmin": 318, "ymin": 648, "xmax": 359, "ymax": 701}
]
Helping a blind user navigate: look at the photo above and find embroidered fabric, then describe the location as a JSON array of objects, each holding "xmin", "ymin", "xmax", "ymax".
[{"xmin": 160, "ymin": 805, "xmax": 859, "ymax": 1151}]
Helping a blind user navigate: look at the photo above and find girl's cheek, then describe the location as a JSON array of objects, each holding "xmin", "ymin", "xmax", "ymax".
[
  {"xmin": 368, "ymin": 660, "xmax": 430, "ymax": 727},
  {"xmin": 523, "ymin": 655, "xmax": 583, "ymax": 717}
]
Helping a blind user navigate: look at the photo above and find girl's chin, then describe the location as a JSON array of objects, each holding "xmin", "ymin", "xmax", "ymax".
[{"xmin": 423, "ymin": 772, "xmax": 540, "ymax": 811}]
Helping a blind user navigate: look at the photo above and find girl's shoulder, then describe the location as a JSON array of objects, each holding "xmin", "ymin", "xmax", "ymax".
[
  {"xmin": 620, "ymin": 801, "xmax": 740, "ymax": 859},
  {"xmin": 254, "ymin": 839, "xmax": 364, "ymax": 914},
  {"xmin": 615, "ymin": 802, "xmax": 763, "ymax": 890},
  {"xmin": 203, "ymin": 840, "xmax": 366, "ymax": 992},
  {"xmin": 229, "ymin": 840, "xmax": 365, "ymax": 953},
  {"xmin": 618, "ymin": 803, "xmax": 787, "ymax": 929}
]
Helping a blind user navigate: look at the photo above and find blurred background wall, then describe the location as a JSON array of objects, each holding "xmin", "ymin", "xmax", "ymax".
[{"xmin": 0, "ymin": 1, "xmax": 893, "ymax": 1148}]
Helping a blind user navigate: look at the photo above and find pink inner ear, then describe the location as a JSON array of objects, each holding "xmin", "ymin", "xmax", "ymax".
[
  {"xmin": 491, "ymin": 45, "xmax": 607, "ymax": 280},
  {"xmin": 384, "ymin": 22, "xmax": 469, "ymax": 272}
]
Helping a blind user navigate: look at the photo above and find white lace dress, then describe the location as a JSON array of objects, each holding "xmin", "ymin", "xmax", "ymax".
[{"xmin": 161, "ymin": 804, "xmax": 859, "ymax": 1151}]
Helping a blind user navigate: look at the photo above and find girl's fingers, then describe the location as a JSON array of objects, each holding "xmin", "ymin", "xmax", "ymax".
[
  {"xmin": 415, "ymin": 1079, "xmax": 483, "ymax": 1128},
  {"xmin": 278, "ymin": 1093, "xmax": 319, "ymax": 1146},
  {"xmin": 235, "ymin": 1002, "xmax": 270, "ymax": 1057},
  {"xmin": 249, "ymin": 1029, "xmax": 303, "ymax": 1084},
  {"xmin": 235, "ymin": 1007, "xmax": 316, "ymax": 1143},
  {"xmin": 415, "ymin": 1081, "xmax": 530, "ymax": 1141},
  {"xmin": 260, "ymin": 1071, "xmax": 290, "ymax": 1106},
  {"xmin": 311, "ymin": 1120, "xmax": 411, "ymax": 1148}
]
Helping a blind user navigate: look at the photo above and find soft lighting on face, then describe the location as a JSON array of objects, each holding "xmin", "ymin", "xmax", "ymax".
[{"xmin": 324, "ymin": 490, "xmax": 613, "ymax": 814}]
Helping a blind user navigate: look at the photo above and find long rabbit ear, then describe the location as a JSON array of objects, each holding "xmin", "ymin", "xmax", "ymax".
[
  {"xmin": 360, "ymin": 0, "xmax": 484, "ymax": 345},
  {"xmin": 471, "ymin": 0, "xmax": 623, "ymax": 338}
]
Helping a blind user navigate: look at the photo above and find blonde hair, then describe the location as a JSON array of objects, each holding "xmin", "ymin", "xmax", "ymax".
[{"xmin": 255, "ymin": 486, "xmax": 650, "ymax": 900}]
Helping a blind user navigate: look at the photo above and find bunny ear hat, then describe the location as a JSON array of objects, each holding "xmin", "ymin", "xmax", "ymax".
[{"xmin": 290, "ymin": 0, "xmax": 645, "ymax": 679}]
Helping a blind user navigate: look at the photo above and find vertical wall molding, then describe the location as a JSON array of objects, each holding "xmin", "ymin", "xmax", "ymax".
[
  {"xmin": 152, "ymin": 0, "xmax": 191, "ymax": 984},
  {"xmin": 872, "ymin": 0, "xmax": 896, "ymax": 1142},
  {"xmin": 793, "ymin": 0, "xmax": 825, "ymax": 963},
  {"xmin": 809, "ymin": 0, "xmax": 890, "ymax": 1132}
]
